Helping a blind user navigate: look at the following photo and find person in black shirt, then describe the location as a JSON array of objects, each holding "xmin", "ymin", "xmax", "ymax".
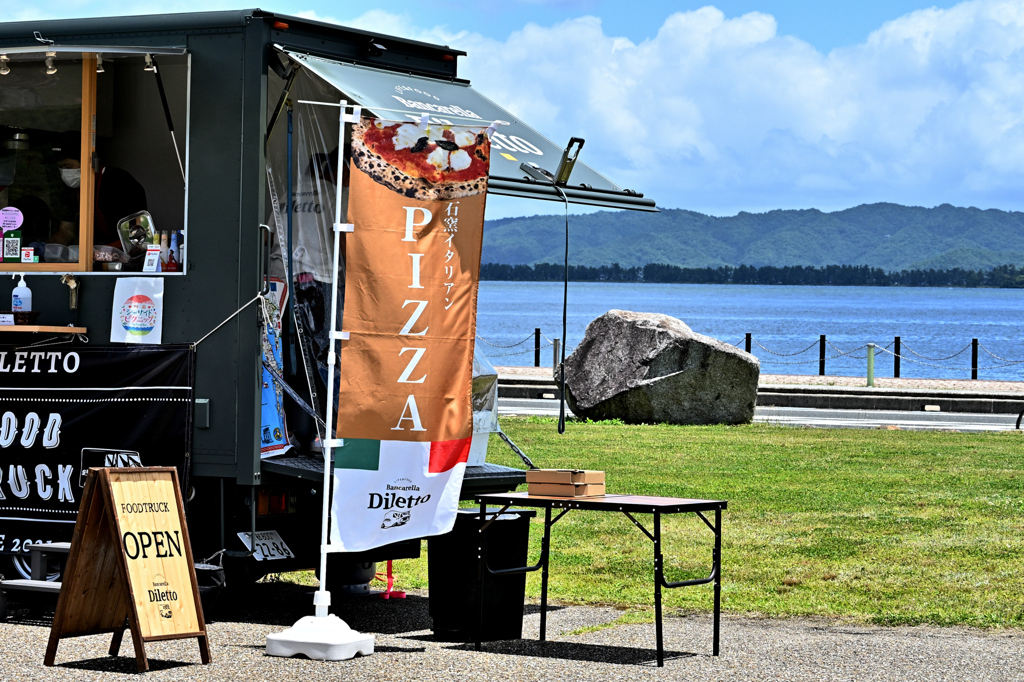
[{"xmin": 50, "ymin": 132, "xmax": 147, "ymax": 246}]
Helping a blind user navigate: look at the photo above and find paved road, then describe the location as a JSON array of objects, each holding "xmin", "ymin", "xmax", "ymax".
[{"xmin": 499, "ymin": 398, "xmax": 1022, "ymax": 431}]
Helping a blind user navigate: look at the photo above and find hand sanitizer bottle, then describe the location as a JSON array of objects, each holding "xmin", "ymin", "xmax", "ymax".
[{"xmin": 12, "ymin": 274, "xmax": 31, "ymax": 312}]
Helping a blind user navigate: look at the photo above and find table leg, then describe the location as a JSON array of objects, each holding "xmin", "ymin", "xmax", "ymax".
[
  {"xmin": 31, "ymin": 549, "xmax": 43, "ymax": 581},
  {"xmin": 654, "ymin": 512, "xmax": 663, "ymax": 667},
  {"xmin": 714, "ymin": 508, "xmax": 721, "ymax": 657},
  {"xmin": 476, "ymin": 501, "xmax": 486, "ymax": 652},
  {"xmin": 539, "ymin": 506, "xmax": 551, "ymax": 641}
]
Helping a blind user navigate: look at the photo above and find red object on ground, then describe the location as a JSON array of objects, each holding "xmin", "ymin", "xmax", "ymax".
[{"xmin": 375, "ymin": 560, "xmax": 406, "ymax": 600}]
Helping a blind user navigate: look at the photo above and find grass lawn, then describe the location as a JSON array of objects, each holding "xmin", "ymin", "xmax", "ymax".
[{"xmin": 380, "ymin": 419, "xmax": 1023, "ymax": 628}]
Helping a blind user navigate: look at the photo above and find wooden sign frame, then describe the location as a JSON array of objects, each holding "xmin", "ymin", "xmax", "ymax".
[{"xmin": 44, "ymin": 467, "xmax": 210, "ymax": 672}]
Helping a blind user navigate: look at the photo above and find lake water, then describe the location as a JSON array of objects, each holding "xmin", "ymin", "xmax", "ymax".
[{"xmin": 476, "ymin": 281, "xmax": 1024, "ymax": 381}]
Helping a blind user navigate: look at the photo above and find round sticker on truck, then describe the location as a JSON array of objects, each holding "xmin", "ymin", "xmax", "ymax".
[
  {"xmin": 0, "ymin": 206, "xmax": 24, "ymax": 232},
  {"xmin": 120, "ymin": 294, "xmax": 158, "ymax": 336}
]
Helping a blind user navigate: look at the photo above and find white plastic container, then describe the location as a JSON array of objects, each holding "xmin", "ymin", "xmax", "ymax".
[{"xmin": 11, "ymin": 274, "xmax": 31, "ymax": 312}]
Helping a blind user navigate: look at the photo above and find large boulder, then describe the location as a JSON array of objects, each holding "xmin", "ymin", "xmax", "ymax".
[{"xmin": 561, "ymin": 310, "xmax": 759, "ymax": 425}]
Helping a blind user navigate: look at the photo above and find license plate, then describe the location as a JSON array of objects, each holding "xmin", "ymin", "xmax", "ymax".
[{"xmin": 236, "ymin": 530, "xmax": 295, "ymax": 561}]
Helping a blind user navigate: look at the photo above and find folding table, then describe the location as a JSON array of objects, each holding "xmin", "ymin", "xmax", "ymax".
[{"xmin": 474, "ymin": 492, "xmax": 726, "ymax": 667}]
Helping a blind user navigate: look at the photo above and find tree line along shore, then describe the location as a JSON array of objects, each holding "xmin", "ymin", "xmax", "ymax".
[{"xmin": 479, "ymin": 262, "xmax": 1024, "ymax": 287}]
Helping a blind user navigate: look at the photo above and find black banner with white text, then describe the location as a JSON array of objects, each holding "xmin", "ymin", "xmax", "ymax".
[{"xmin": 0, "ymin": 344, "xmax": 194, "ymax": 563}]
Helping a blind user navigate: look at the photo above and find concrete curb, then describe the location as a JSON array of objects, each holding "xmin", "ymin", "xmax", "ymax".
[{"xmin": 498, "ymin": 376, "xmax": 1024, "ymax": 415}]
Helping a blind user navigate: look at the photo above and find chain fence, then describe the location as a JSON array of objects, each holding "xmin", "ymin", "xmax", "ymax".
[
  {"xmin": 476, "ymin": 332, "xmax": 1024, "ymax": 378},
  {"xmin": 723, "ymin": 334, "xmax": 1023, "ymax": 377},
  {"xmin": 476, "ymin": 333, "xmax": 537, "ymax": 349}
]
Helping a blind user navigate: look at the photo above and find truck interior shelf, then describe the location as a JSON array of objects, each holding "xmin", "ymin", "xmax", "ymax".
[{"xmin": 0, "ymin": 325, "xmax": 86, "ymax": 333}]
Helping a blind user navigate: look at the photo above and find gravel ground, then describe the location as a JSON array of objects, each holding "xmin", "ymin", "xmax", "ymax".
[
  {"xmin": 497, "ymin": 366, "xmax": 1024, "ymax": 394},
  {"xmin": 2, "ymin": 583, "xmax": 1021, "ymax": 681}
]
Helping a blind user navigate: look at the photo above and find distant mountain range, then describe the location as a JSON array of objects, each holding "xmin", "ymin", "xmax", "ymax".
[{"xmin": 482, "ymin": 203, "xmax": 1024, "ymax": 272}]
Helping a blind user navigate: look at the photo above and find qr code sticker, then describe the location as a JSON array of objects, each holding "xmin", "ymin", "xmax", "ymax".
[{"xmin": 3, "ymin": 238, "xmax": 19, "ymax": 259}]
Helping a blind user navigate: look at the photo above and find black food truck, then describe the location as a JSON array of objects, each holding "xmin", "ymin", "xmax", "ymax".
[{"xmin": 0, "ymin": 9, "xmax": 655, "ymax": 592}]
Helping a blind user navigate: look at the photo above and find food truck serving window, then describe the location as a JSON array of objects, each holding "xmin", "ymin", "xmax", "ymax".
[
  {"xmin": 280, "ymin": 48, "xmax": 656, "ymax": 212},
  {"xmin": 0, "ymin": 47, "xmax": 190, "ymax": 274}
]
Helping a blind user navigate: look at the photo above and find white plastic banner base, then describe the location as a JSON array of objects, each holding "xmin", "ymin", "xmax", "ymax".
[{"xmin": 266, "ymin": 614, "xmax": 374, "ymax": 661}]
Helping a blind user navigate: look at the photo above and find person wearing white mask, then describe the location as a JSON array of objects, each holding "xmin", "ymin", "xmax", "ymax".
[{"xmin": 50, "ymin": 132, "xmax": 148, "ymax": 247}]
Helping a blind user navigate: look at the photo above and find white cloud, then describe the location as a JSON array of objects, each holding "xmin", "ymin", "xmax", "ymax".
[{"xmin": 309, "ymin": 1, "xmax": 1024, "ymax": 214}]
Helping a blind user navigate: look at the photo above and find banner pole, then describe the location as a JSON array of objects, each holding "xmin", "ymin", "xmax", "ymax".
[
  {"xmin": 314, "ymin": 98, "xmax": 349, "ymax": 617},
  {"xmin": 266, "ymin": 99, "xmax": 373, "ymax": 662}
]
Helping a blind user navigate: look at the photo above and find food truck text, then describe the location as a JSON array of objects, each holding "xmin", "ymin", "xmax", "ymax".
[{"xmin": 0, "ymin": 351, "xmax": 81, "ymax": 374}]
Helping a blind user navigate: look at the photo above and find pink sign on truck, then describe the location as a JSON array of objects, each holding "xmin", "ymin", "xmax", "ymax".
[{"xmin": 0, "ymin": 206, "xmax": 23, "ymax": 232}]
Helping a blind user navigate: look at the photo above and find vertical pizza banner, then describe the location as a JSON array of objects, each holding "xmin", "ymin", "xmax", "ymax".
[{"xmin": 330, "ymin": 118, "xmax": 491, "ymax": 551}]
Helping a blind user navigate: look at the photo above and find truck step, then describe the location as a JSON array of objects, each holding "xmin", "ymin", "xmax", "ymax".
[
  {"xmin": 0, "ymin": 579, "xmax": 62, "ymax": 593},
  {"xmin": 0, "ymin": 579, "xmax": 62, "ymax": 621},
  {"xmin": 24, "ymin": 542, "xmax": 72, "ymax": 554}
]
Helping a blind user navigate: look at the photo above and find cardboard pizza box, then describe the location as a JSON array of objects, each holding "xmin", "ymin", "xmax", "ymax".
[
  {"xmin": 525, "ymin": 469, "xmax": 605, "ymax": 485},
  {"xmin": 528, "ymin": 482, "xmax": 606, "ymax": 498}
]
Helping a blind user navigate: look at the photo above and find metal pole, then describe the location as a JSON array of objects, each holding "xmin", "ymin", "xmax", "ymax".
[
  {"xmin": 476, "ymin": 500, "xmax": 486, "ymax": 652},
  {"xmin": 867, "ymin": 343, "xmax": 875, "ymax": 387},
  {"xmin": 894, "ymin": 336, "xmax": 901, "ymax": 378},
  {"xmin": 251, "ymin": 484, "xmax": 257, "ymax": 531},
  {"xmin": 540, "ymin": 506, "xmax": 551, "ymax": 641},
  {"xmin": 219, "ymin": 478, "xmax": 225, "ymax": 551},
  {"xmin": 713, "ymin": 508, "xmax": 721, "ymax": 657},
  {"xmin": 314, "ymin": 99, "xmax": 349, "ymax": 617},
  {"xmin": 745, "ymin": 332, "xmax": 751, "ymax": 354},
  {"xmin": 972, "ymin": 338, "xmax": 978, "ymax": 380},
  {"xmin": 534, "ymin": 328, "xmax": 541, "ymax": 367},
  {"xmin": 819, "ymin": 334, "xmax": 826, "ymax": 376},
  {"xmin": 149, "ymin": 57, "xmax": 186, "ymax": 186},
  {"xmin": 286, "ymin": 107, "xmax": 294, "ymax": 311},
  {"xmin": 553, "ymin": 338, "xmax": 560, "ymax": 375},
  {"xmin": 654, "ymin": 512, "xmax": 663, "ymax": 667}
]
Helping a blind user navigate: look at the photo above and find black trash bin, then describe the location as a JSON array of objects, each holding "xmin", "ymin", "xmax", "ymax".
[
  {"xmin": 194, "ymin": 562, "xmax": 226, "ymax": 620},
  {"xmin": 428, "ymin": 508, "xmax": 536, "ymax": 641}
]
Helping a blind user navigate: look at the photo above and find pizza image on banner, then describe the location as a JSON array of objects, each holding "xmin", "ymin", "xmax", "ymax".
[
  {"xmin": 331, "ymin": 117, "xmax": 491, "ymax": 551},
  {"xmin": 351, "ymin": 119, "xmax": 491, "ymax": 200},
  {"xmin": 329, "ymin": 437, "xmax": 470, "ymax": 551}
]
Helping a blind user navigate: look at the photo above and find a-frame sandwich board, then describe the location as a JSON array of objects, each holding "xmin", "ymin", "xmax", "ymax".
[{"xmin": 44, "ymin": 467, "xmax": 211, "ymax": 672}]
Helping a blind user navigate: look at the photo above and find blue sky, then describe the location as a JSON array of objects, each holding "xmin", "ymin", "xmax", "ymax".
[
  {"xmin": 13, "ymin": 1, "xmax": 1024, "ymax": 219},
  {"xmin": 324, "ymin": 1, "xmax": 962, "ymax": 54}
]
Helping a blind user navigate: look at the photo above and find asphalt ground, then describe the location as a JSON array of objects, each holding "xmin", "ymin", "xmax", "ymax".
[{"xmin": 2, "ymin": 583, "xmax": 1022, "ymax": 681}]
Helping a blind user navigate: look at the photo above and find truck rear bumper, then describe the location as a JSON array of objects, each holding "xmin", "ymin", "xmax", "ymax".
[{"xmin": 258, "ymin": 456, "xmax": 526, "ymax": 498}]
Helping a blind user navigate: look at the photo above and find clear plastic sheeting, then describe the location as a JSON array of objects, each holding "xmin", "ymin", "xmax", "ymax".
[
  {"xmin": 265, "ymin": 68, "xmax": 347, "ymax": 406},
  {"xmin": 266, "ymin": 69, "xmax": 345, "ymax": 282},
  {"xmin": 472, "ymin": 346, "xmax": 499, "ymax": 436}
]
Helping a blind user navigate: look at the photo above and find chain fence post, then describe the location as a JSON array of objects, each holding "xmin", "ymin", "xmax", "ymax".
[
  {"xmin": 553, "ymin": 338, "xmax": 561, "ymax": 375},
  {"xmin": 534, "ymin": 328, "xmax": 541, "ymax": 367},
  {"xmin": 819, "ymin": 335, "xmax": 826, "ymax": 376},
  {"xmin": 745, "ymin": 333, "xmax": 751, "ymax": 353},
  {"xmin": 972, "ymin": 338, "xmax": 978, "ymax": 380},
  {"xmin": 867, "ymin": 343, "xmax": 875, "ymax": 387},
  {"xmin": 894, "ymin": 336, "xmax": 900, "ymax": 378}
]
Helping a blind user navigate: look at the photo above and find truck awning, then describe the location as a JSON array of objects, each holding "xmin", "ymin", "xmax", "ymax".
[{"xmin": 282, "ymin": 49, "xmax": 657, "ymax": 212}]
